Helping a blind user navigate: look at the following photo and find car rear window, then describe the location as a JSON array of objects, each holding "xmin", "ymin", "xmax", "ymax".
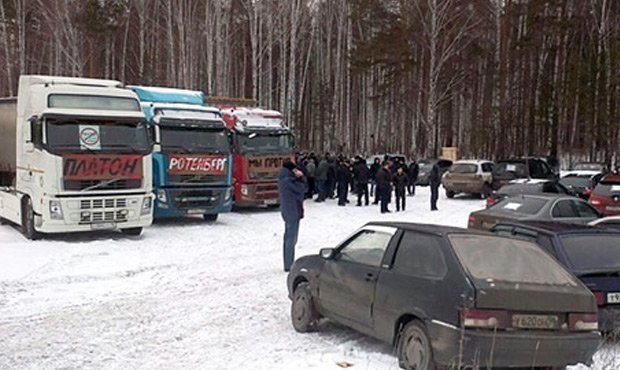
[
  {"xmin": 495, "ymin": 162, "xmax": 527, "ymax": 178},
  {"xmin": 449, "ymin": 234, "xmax": 577, "ymax": 285},
  {"xmin": 593, "ymin": 182, "xmax": 620, "ymax": 197},
  {"xmin": 560, "ymin": 234, "xmax": 620, "ymax": 273},
  {"xmin": 451, "ymin": 164, "xmax": 477, "ymax": 174},
  {"xmin": 560, "ymin": 176, "xmax": 592, "ymax": 189},
  {"xmin": 493, "ymin": 196, "xmax": 547, "ymax": 215},
  {"xmin": 574, "ymin": 163, "xmax": 604, "ymax": 171}
]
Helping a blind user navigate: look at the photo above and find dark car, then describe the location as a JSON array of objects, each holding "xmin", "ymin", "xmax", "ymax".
[
  {"xmin": 416, "ymin": 159, "xmax": 453, "ymax": 186},
  {"xmin": 287, "ymin": 222, "xmax": 600, "ymax": 369},
  {"xmin": 493, "ymin": 158, "xmax": 557, "ymax": 190},
  {"xmin": 573, "ymin": 162, "xmax": 608, "ymax": 173},
  {"xmin": 486, "ymin": 180, "xmax": 571, "ymax": 208},
  {"xmin": 589, "ymin": 174, "xmax": 620, "ymax": 216},
  {"xmin": 560, "ymin": 173, "xmax": 604, "ymax": 200},
  {"xmin": 492, "ymin": 221, "xmax": 620, "ymax": 333},
  {"xmin": 469, "ymin": 194, "xmax": 601, "ymax": 231},
  {"xmin": 590, "ymin": 216, "xmax": 620, "ymax": 230}
]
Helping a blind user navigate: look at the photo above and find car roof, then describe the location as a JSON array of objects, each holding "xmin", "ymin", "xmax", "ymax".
[
  {"xmin": 494, "ymin": 220, "xmax": 620, "ymax": 235},
  {"xmin": 365, "ymin": 221, "xmax": 471, "ymax": 235},
  {"xmin": 454, "ymin": 159, "xmax": 491, "ymax": 165}
]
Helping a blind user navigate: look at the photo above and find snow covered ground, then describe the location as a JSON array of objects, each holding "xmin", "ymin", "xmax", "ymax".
[{"xmin": 0, "ymin": 187, "xmax": 617, "ymax": 369}]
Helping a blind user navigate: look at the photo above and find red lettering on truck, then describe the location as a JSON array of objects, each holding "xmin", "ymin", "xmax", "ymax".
[
  {"xmin": 63, "ymin": 155, "xmax": 143, "ymax": 180},
  {"xmin": 168, "ymin": 155, "xmax": 227, "ymax": 175}
]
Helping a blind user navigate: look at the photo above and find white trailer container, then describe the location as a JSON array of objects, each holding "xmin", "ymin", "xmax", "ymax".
[{"xmin": 0, "ymin": 75, "xmax": 154, "ymax": 239}]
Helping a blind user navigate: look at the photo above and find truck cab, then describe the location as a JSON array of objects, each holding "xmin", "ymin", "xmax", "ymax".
[
  {"xmin": 0, "ymin": 75, "xmax": 154, "ymax": 239},
  {"xmin": 219, "ymin": 106, "xmax": 293, "ymax": 207},
  {"xmin": 128, "ymin": 86, "xmax": 232, "ymax": 220}
]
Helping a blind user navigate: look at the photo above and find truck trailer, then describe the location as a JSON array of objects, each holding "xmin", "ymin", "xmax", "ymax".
[
  {"xmin": 129, "ymin": 86, "xmax": 232, "ymax": 220},
  {"xmin": 205, "ymin": 97, "xmax": 293, "ymax": 207},
  {"xmin": 0, "ymin": 75, "xmax": 154, "ymax": 239}
]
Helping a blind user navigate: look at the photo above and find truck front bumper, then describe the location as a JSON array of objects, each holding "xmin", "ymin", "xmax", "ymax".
[
  {"xmin": 427, "ymin": 320, "xmax": 600, "ymax": 368},
  {"xmin": 37, "ymin": 193, "xmax": 153, "ymax": 233},
  {"xmin": 234, "ymin": 182, "xmax": 279, "ymax": 207},
  {"xmin": 154, "ymin": 186, "xmax": 232, "ymax": 218}
]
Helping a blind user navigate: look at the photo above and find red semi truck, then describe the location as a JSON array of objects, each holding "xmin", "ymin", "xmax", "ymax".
[{"xmin": 206, "ymin": 97, "xmax": 294, "ymax": 207}]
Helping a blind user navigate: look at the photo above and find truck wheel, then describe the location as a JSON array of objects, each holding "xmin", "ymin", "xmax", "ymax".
[
  {"xmin": 21, "ymin": 197, "xmax": 40, "ymax": 240},
  {"xmin": 445, "ymin": 190, "xmax": 455, "ymax": 199},
  {"xmin": 397, "ymin": 320, "xmax": 436, "ymax": 370},
  {"xmin": 203, "ymin": 214, "xmax": 218, "ymax": 222},
  {"xmin": 291, "ymin": 282, "xmax": 319, "ymax": 333},
  {"xmin": 121, "ymin": 227, "xmax": 143, "ymax": 237}
]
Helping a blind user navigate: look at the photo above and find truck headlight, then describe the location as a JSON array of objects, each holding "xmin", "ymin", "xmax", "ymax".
[
  {"xmin": 241, "ymin": 185, "xmax": 249, "ymax": 196},
  {"xmin": 141, "ymin": 197, "xmax": 152, "ymax": 215},
  {"xmin": 157, "ymin": 189, "xmax": 167, "ymax": 203},
  {"xmin": 49, "ymin": 200, "xmax": 63, "ymax": 220}
]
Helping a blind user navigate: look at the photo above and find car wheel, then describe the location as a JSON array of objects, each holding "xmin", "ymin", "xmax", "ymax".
[
  {"xmin": 397, "ymin": 320, "xmax": 435, "ymax": 370},
  {"xmin": 291, "ymin": 282, "xmax": 318, "ymax": 333},
  {"xmin": 22, "ymin": 197, "xmax": 40, "ymax": 240},
  {"xmin": 121, "ymin": 227, "xmax": 143, "ymax": 236},
  {"xmin": 203, "ymin": 214, "xmax": 218, "ymax": 222},
  {"xmin": 445, "ymin": 190, "xmax": 455, "ymax": 199}
]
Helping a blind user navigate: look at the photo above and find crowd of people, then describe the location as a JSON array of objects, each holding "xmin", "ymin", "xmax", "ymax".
[{"xmin": 293, "ymin": 152, "xmax": 441, "ymax": 213}]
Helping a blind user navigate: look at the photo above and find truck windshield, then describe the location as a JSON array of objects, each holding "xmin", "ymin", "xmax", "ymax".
[
  {"xmin": 159, "ymin": 126, "xmax": 229, "ymax": 154},
  {"xmin": 236, "ymin": 133, "xmax": 292, "ymax": 154},
  {"xmin": 46, "ymin": 119, "xmax": 151, "ymax": 154}
]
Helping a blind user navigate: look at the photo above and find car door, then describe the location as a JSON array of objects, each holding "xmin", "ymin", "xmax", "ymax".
[
  {"xmin": 318, "ymin": 226, "xmax": 396, "ymax": 329},
  {"xmin": 551, "ymin": 199, "xmax": 580, "ymax": 222}
]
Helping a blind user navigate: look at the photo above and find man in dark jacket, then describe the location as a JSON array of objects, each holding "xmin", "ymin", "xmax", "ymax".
[
  {"xmin": 429, "ymin": 162, "xmax": 440, "ymax": 211},
  {"xmin": 393, "ymin": 167, "xmax": 409, "ymax": 212},
  {"xmin": 375, "ymin": 161, "xmax": 393, "ymax": 213},
  {"xmin": 370, "ymin": 158, "xmax": 381, "ymax": 203},
  {"xmin": 278, "ymin": 159, "xmax": 308, "ymax": 272},
  {"xmin": 315, "ymin": 156, "xmax": 329, "ymax": 202},
  {"xmin": 336, "ymin": 160, "xmax": 351, "ymax": 206},
  {"xmin": 408, "ymin": 160, "xmax": 419, "ymax": 195},
  {"xmin": 353, "ymin": 157, "xmax": 370, "ymax": 206}
]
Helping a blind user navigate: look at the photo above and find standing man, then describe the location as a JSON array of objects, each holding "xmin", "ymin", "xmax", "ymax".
[
  {"xmin": 336, "ymin": 159, "xmax": 351, "ymax": 206},
  {"xmin": 393, "ymin": 167, "xmax": 409, "ymax": 212},
  {"xmin": 375, "ymin": 161, "xmax": 393, "ymax": 213},
  {"xmin": 408, "ymin": 159, "xmax": 419, "ymax": 196},
  {"xmin": 278, "ymin": 159, "xmax": 308, "ymax": 272},
  {"xmin": 353, "ymin": 156, "xmax": 370, "ymax": 206},
  {"xmin": 305, "ymin": 157, "xmax": 316, "ymax": 199},
  {"xmin": 315, "ymin": 155, "xmax": 329, "ymax": 202},
  {"xmin": 370, "ymin": 158, "xmax": 381, "ymax": 203},
  {"xmin": 429, "ymin": 161, "xmax": 440, "ymax": 211}
]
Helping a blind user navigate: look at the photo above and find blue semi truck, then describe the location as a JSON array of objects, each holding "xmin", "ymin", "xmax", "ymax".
[{"xmin": 128, "ymin": 86, "xmax": 232, "ymax": 221}]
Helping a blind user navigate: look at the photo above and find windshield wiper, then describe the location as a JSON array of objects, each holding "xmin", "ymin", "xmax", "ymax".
[{"xmin": 81, "ymin": 177, "xmax": 123, "ymax": 192}]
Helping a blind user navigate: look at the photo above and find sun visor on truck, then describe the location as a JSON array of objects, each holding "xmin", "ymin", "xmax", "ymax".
[{"xmin": 128, "ymin": 85, "xmax": 204, "ymax": 106}]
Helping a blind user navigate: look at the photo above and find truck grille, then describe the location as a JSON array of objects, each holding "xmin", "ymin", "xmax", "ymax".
[
  {"xmin": 168, "ymin": 174, "xmax": 227, "ymax": 185},
  {"xmin": 64, "ymin": 179, "xmax": 142, "ymax": 191},
  {"xmin": 80, "ymin": 198, "xmax": 127, "ymax": 210},
  {"xmin": 254, "ymin": 183, "xmax": 279, "ymax": 200},
  {"xmin": 170, "ymin": 189, "xmax": 224, "ymax": 209},
  {"xmin": 248, "ymin": 171, "xmax": 278, "ymax": 181},
  {"xmin": 78, "ymin": 197, "xmax": 129, "ymax": 224}
]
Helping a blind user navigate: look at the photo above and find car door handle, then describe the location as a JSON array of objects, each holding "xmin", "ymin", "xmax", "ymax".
[{"xmin": 365, "ymin": 273, "xmax": 376, "ymax": 282}]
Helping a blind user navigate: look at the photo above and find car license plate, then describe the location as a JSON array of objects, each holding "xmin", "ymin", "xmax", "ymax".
[
  {"xmin": 187, "ymin": 209, "xmax": 206, "ymax": 215},
  {"xmin": 607, "ymin": 292, "xmax": 620, "ymax": 304},
  {"xmin": 91, "ymin": 222, "xmax": 115, "ymax": 230},
  {"xmin": 265, "ymin": 199, "xmax": 278, "ymax": 205},
  {"xmin": 606, "ymin": 206, "xmax": 620, "ymax": 212},
  {"xmin": 512, "ymin": 314, "xmax": 559, "ymax": 330}
]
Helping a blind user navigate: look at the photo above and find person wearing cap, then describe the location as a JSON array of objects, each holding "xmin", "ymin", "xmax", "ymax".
[{"xmin": 278, "ymin": 159, "xmax": 308, "ymax": 272}]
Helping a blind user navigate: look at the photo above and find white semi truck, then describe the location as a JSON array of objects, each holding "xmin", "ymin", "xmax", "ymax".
[{"xmin": 0, "ymin": 75, "xmax": 154, "ymax": 239}]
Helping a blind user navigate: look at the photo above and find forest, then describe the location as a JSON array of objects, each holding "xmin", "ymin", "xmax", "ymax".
[{"xmin": 0, "ymin": 0, "xmax": 618, "ymax": 164}]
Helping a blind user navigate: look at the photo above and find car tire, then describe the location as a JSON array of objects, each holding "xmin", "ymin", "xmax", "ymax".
[
  {"xmin": 445, "ymin": 190, "xmax": 455, "ymax": 199},
  {"xmin": 121, "ymin": 227, "xmax": 143, "ymax": 236},
  {"xmin": 291, "ymin": 282, "xmax": 318, "ymax": 333},
  {"xmin": 203, "ymin": 214, "xmax": 218, "ymax": 222},
  {"xmin": 397, "ymin": 320, "xmax": 436, "ymax": 370},
  {"xmin": 22, "ymin": 197, "xmax": 40, "ymax": 240}
]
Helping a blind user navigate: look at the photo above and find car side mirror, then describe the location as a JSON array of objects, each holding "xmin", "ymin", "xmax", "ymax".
[{"xmin": 320, "ymin": 248, "xmax": 336, "ymax": 260}]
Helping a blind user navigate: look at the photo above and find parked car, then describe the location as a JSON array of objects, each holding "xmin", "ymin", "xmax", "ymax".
[
  {"xmin": 287, "ymin": 222, "xmax": 600, "ymax": 369},
  {"xmin": 366, "ymin": 153, "xmax": 407, "ymax": 167},
  {"xmin": 573, "ymin": 162, "xmax": 608, "ymax": 173},
  {"xmin": 560, "ymin": 172, "xmax": 604, "ymax": 200},
  {"xmin": 589, "ymin": 174, "xmax": 620, "ymax": 216},
  {"xmin": 493, "ymin": 158, "xmax": 557, "ymax": 190},
  {"xmin": 442, "ymin": 160, "xmax": 494, "ymax": 198},
  {"xmin": 415, "ymin": 159, "xmax": 453, "ymax": 185},
  {"xmin": 590, "ymin": 216, "xmax": 620, "ymax": 230},
  {"xmin": 492, "ymin": 221, "xmax": 620, "ymax": 333},
  {"xmin": 469, "ymin": 194, "xmax": 601, "ymax": 231},
  {"xmin": 486, "ymin": 180, "xmax": 571, "ymax": 208}
]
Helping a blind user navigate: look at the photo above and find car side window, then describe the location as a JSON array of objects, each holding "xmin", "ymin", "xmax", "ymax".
[
  {"xmin": 338, "ymin": 230, "xmax": 392, "ymax": 267},
  {"xmin": 572, "ymin": 200, "xmax": 599, "ymax": 218},
  {"xmin": 481, "ymin": 163, "xmax": 494, "ymax": 173},
  {"xmin": 552, "ymin": 200, "xmax": 577, "ymax": 218},
  {"xmin": 392, "ymin": 231, "xmax": 447, "ymax": 278}
]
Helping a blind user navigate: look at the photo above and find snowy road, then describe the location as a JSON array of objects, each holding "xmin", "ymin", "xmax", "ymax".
[{"xmin": 0, "ymin": 188, "xmax": 616, "ymax": 369}]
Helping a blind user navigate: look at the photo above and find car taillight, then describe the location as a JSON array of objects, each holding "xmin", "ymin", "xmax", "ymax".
[
  {"xmin": 460, "ymin": 308, "xmax": 508, "ymax": 329},
  {"xmin": 569, "ymin": 313, "xmax": 598, "ymax": 331},
  {"xmin": 593, "ymin": 291, "xmax": 605, "ymax": 306},
  {"xmin": 486, "ymin": 197, "xmax": 497, "ymax": 207},
  {"xmin": 584, "ymin": 188, "xmax": 592, "ymax": 197},
  {"xmin": 468, "ymin": 215, "xmax": 476, "ymax": 228},
  {"xmin": 590, "ymin": 197, "xmax": 602, "ymax": 206}
]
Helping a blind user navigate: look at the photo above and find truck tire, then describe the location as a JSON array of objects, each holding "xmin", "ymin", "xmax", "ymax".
[
  {"xmin": 203, "ymin": 214, "xmax": 218, "ymax": 222},
  {"xmin": 291, "ymin": 282, "xmax": 319, "ymax": 333},
  {"xmin": 22, "ymin": 197, "xmax": 40, "ymax": 240},
  {"xmin": 121, "ymin": 227, "xmax": 143, "ymax": 236},
  {"xmin": 397, "ymin": 320, "xmax": 437, "ymax": 370}
]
